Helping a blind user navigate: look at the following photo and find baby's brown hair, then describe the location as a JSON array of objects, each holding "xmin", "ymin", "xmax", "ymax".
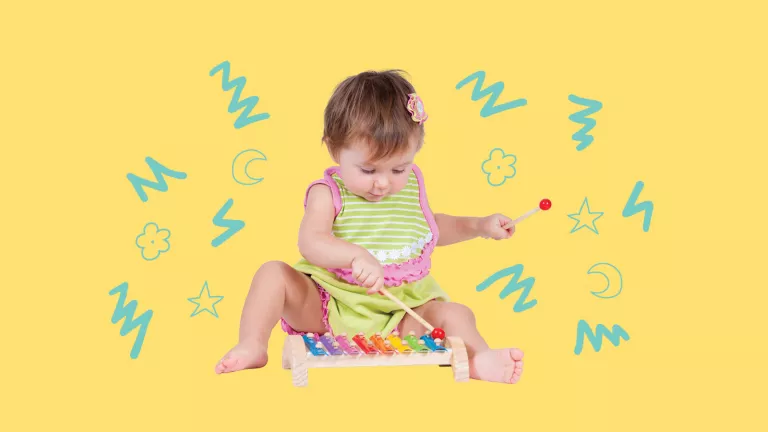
[{"xmin": 322, "ymin": 70, "xmax": 425, "ymax": 162}]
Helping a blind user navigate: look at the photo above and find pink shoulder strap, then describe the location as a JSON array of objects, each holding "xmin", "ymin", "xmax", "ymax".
[
  {"xmin": 303, "ymin": 166, "xmax": 343, "ymax": 217},
  {"xmin": 410, "ymin": 164, "xmax": 439, "ymax": 243}
]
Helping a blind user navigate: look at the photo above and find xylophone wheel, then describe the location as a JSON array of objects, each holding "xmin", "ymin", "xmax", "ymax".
[
  {"xmin": 445, "ymin": 336, "xmax": 469, "ymax": 383},
  {"xmin": 282, "ymin": 335, "xmax": 309, "ymax": 387}
]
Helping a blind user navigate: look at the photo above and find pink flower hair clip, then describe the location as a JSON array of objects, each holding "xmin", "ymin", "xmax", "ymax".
[{"xmin": 406, "ymin": 93, "xmax": 428, "ymax": 124}]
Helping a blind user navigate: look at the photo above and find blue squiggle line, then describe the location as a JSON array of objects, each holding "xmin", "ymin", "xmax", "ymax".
[
  {"xmin": 126, "ymin": 157, "xmax": 187, "ymax": 202},
  {"xmin": 568, "ymin": 94, "xmax": 603, "ymax": 151},
  {"xmin": 574, "ymin": 320, "xmax": 629, "ymax": 355},
  {"xmin": 109, "ymin": 282, "xmax": 153, "ymax": 359},
  {"xmin": 456, "ymin": 71, "xmax": 527, "ymax": 117},
  {"xmin": 476, "ymin": 264, "xmax": 537, "ymax": 312},
  {"xmin": 210, "ymin": 61, "xmax": 270, "ymax": 129},
  {"xmin": 212, "ymin": 198, "xmax": 245, "ymax": 247},
  {"xmin": 622, "ymin": 181, "xmax": 653, "ymax": 232}
]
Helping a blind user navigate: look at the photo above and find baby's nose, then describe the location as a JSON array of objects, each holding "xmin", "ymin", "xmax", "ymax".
[{"xmin": 374, "ymin": 176, "xmax": 389, "ymax": 188}]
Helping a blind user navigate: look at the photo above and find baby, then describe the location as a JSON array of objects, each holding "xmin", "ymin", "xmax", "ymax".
[{"xmin": 216, "ymin": 70, "xmax": 524, "ymax": 384}]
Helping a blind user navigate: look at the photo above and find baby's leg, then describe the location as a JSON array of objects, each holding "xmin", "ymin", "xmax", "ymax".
[
  {"xmin": 398, "ymin": 301, "xmax": 523, "ymax": 384},
  {"xmin": 215, "ymin": 261, "xmax": 326, "ymax": 374}
]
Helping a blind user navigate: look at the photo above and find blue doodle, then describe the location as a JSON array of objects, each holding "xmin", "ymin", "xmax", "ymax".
[
  {"xmin": 210, "ymin": 61, "xmax": 270, "ymax": 129},
  {"xmin": 212, "ymin": 198, "xmax": 245, "ymax": 247},
  {"xmin": 588, "ymin": 262, "xmax": 623, "ymax": 299},
  {"xmin": 456, "ymin": 71, "xmax": 527, "ymax": 117},
  {"xmin": 109, "ymin": 282, "xmax": 153, "ymax": 359},
  {"xmin": 481, "ymin": 148, "xmax": 517, "ymax": 186},
  {"xmin": 622, "ymin": 181, "xmax": 653, "ymax": 232},
  {"xmin": 126, "ymin": 157, "xmax": 187, "ymax": 202},
  {"xmin": 574, "ymin": 320, "xmax": 630, "ymax": 355},
  {"xmin": 476, "ymin": 264, "xmax": 537, "ymax": 312},
  {"xmin": 135, "ymin": 222, "xmax": 171, "ymax": 261},
  {"xmin": 232, "ymin": 149, "xmax": 267, "ymax": 186},
  {"xmin": 568, "ymin": 94, "xmax": 603, "ymax": 151},
  {"xmin": 188, "ymin": 281, "xmax": 224, "ymax": 318},
  {"xmin": 568, "ymin": 197, "xmax": 604, "ymax": 234}
]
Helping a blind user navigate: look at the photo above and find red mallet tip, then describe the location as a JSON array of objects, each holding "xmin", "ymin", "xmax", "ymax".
[
  {"xmin": 431, "ymin": 328, "xmax": 445, "ymax": 340},
  {"xmin": 539, "ymin": 199, "xmax": 552, "ymax": 211}
]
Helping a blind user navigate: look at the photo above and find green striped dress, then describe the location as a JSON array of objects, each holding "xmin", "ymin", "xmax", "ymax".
[{"xmin": 284, "ymin": 165, "xmax": 449, "ymax": 337}]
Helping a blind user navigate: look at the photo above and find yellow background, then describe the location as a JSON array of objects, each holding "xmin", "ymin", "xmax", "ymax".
[{"xmin": 2, "ymin": 1, "xmax": 766, "ymax": 430}]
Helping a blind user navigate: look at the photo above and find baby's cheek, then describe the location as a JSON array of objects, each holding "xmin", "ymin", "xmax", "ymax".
[{"xmin": 348, "ymin": 177, "xmax": 368, "ymax": 193}]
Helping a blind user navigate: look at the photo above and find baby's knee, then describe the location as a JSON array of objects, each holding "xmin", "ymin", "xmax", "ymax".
[
  {"xmin": 431, "ymin": 301, "xmax": 476, "ymax": 321},
  {"xmin": 253, "ymin": 260, "xmax": 292, "ymax": 281}
]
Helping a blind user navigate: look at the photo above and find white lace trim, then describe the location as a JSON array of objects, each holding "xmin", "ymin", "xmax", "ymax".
[{"xmin": 369, "ymin": 231, "xmax": 433, "ymax": 263}]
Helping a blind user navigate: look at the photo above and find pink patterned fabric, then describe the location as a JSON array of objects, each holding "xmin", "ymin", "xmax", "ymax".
[{"xmin": 280, "ymin": 280, "xmax": 333, "ymax": 335}]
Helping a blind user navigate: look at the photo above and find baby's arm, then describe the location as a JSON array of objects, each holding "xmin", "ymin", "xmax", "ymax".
[
  {"xmin": 298, "ymin": 184, "xmax": 370, "ymax": 269},
  {"xmin": 433, "ymin": 214, "xmax": 482, "ymax": 246},
  {"xmin": 434, "ymin": 212, "xmax": 515, "ymax": 246}
]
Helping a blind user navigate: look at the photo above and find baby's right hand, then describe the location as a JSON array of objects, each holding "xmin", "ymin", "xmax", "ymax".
[{"xmin": 351, "ymin": 253, "xmax": 384, "ymax": 294}]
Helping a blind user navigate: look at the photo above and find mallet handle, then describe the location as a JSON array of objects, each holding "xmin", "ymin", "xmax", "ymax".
[{"xmin": 378, "ymin": 287, "xmax": 435, "ymax": 332}]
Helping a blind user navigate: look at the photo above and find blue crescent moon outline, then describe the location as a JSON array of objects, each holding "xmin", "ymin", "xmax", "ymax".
[
  {"xmin": 232, "ymin": 149, "xmax": 267, "ymax": 186},
  {"xmin": 587, "ymin": 262, "xmax": 623, "ymax": 299}
]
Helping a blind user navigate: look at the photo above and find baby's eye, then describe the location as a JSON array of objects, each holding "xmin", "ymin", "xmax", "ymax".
[
  {"xmin": 393, "ymin": 169, "xmax": 405, "ymax": 174},
  {"xmin": 361, "ymin": 168, "xmax": 375, "ymax": 174}
]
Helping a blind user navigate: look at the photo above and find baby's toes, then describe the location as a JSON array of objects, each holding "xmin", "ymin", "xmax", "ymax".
[
  {"xmin": 511, "ymin": 360, "xmax": 524, "ymax": 383},
  {"xmin": 221, "ymin": 356, "xmax": 240, "ymax": 370},
  {"xmin": 508, "ymin": 348, "xmax": 524, "ymax": 362},
  {"xmin": 215, "ymin": 353, "xmax": 237, "ymax": 374}
]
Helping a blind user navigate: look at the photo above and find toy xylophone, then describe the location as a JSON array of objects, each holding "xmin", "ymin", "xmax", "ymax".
[
  {"xmin": 282, "ymin": 330, "xmax": 469, "ymax": 387},
  {"xmin": 281, "ymin": 269, "xmax": 540, "ymax": 388}
]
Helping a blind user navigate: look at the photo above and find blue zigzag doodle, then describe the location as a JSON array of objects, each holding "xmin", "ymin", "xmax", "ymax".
[
  {"xmin": 212, "ymin": 198, "xmax": 245, "ymax": 247},
  {"xmin": 622, "ymin": 181, "xmax": 654, "ymax": 232},
  {"xmin": 568, "ymin": 94, "xmax": 603, "ymax": 151},
  {"xmin": 476, "ymin": 264, "xmax": 537, "ymax": 312},
  {"xmin": 109, "ymin": 282, "xmax": 153, "ymax": 359},
  {"xmin": 210, "ymin": 60, "xmax": 270, "ymax": 129},
  {"xmin": 126, "ymin": 157, "xmax": 187, "ymax": 202},
  {"xmin": 574, "ymin": 320, "xmax": 630, "ymax": 355},
  {"xmin": 456, "ymin": 71, "xmax": 527, "ymax": 117}
]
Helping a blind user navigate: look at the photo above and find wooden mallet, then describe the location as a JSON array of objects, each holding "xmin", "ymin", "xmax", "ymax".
[{"xmin": 501, "ymin": 198, "xmax": 552, "ymax": 229}]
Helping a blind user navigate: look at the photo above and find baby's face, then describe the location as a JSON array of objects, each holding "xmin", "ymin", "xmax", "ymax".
[{"xmin": 336, "ymin": 137, "xmax": 420, "ymax": 202}]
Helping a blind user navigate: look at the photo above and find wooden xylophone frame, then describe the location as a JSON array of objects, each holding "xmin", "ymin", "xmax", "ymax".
[{"xmin": 281, "ymin": 333, "xmax": 470, "ymax": 387}]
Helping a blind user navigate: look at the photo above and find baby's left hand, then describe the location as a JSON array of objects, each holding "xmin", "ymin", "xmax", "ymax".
[{"xmin": 478, "ymin": 213, "xmax": 516, "ymax": 240}]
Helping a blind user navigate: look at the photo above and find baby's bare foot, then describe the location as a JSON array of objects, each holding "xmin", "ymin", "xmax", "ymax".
[
  {"xmin": 215, "ymin": 341, "xmax": 268, "ymax": 374},
  {"xmin": 469, "ymin": 348, "xmax": 524, "ymax": 384}
]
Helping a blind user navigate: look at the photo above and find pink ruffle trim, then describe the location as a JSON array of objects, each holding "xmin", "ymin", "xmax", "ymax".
[
  {"xmin": 280, "ymin": 282, "xmax": 332, "ymax": 335},
  {"xmin": 326, "ymin": 238, "xmax": 437, "ymax": 287}
]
